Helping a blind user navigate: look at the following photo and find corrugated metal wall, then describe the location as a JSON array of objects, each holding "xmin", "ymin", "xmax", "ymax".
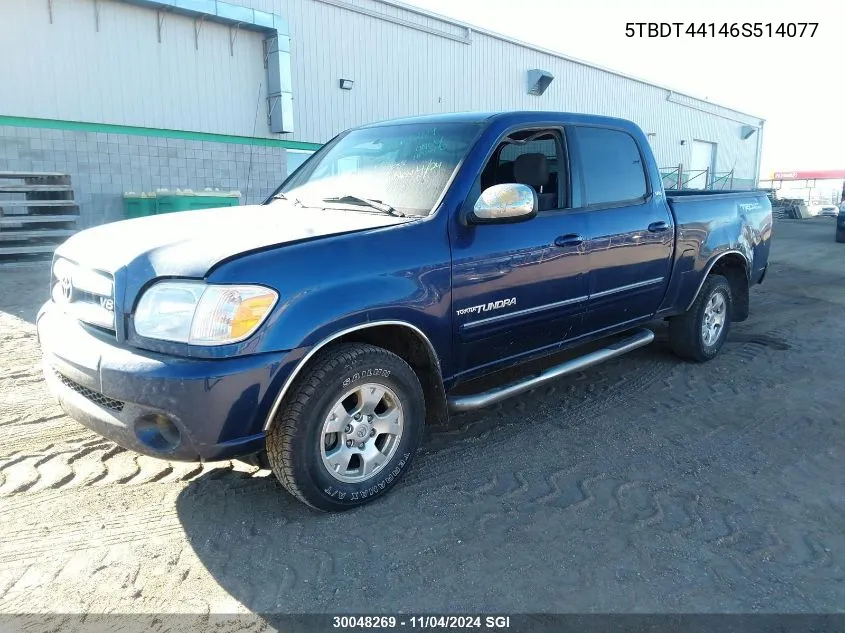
[
  {"xmin": 0, "ymin": 0, "xmax": 763, "ymax": 182},
  {"xmin": 275, "ymin": 0, "xmax": 763, "ymax": 181},
  {"xmin": 0, "ymin": 0, "xmax": 267, "ymax": 137}
]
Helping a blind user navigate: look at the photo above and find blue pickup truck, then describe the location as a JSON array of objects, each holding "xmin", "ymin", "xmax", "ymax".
[{"xmin": 37, "ymin": 111, "xmax": 772, "ymax": 510}]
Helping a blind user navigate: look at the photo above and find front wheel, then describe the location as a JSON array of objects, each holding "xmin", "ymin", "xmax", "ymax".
[
  {"xmin": 668, "ymin": 274, "xmax": 732, "ymax": 362},
  {"xmin": 266, "ymin": 343, "xmax": 425, "ymax": 511}
]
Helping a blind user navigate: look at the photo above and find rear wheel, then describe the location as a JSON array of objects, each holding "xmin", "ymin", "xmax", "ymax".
[
  {"xmin": 836, "ymin": 228, "xmax": 845, "ymax": 243},
  {"xmin": 266, "ymin": 343, "xmax": 425, "ymax": 511},
  {"xmin": 668, "ymin": 274, "xmax": 732, "ymax": 362}
]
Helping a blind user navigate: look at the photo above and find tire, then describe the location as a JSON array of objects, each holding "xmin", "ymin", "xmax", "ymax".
[
  {"xmin": 266, "ymin": 342, "xmax": 425, "ymax": 511},
  {"xmin": 836, "ymin": 229, "xmax": 845, "ymax": 243},
  {"xmin": 668, "ymin": 274, "xmax": 732, "ymax": 362}
]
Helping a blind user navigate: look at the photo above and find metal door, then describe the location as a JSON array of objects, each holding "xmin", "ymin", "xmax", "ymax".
[{"xmin": 687, "ymin": 140, "xmax": 716, "ymax": 190}]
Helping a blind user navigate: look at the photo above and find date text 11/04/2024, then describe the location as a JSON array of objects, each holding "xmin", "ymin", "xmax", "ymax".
[
  {"xmin": 625, "ymin": 22, "xmax": 818, "ymax": 37},
  {"xmin": 332, "ymin": 616, "xmax": 512, "ymax": 629}
]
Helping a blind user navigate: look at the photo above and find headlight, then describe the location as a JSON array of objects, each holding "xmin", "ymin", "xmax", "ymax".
[{"xmin": 134, "ymin": 281, "xmax": 278, "ymax": 345}]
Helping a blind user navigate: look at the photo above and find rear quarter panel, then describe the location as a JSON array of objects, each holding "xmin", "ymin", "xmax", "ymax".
[{"xmin": 660, "ymin": 191, "xmax": 773, "ymax": 314}]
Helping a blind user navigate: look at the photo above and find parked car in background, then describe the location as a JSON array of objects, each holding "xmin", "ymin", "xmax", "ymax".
[
  {"xmin": 36, "ymin": 111, "xmax": 773, "ymax": 511},
  {"xmin": 817, "ymin": 205, "xmax": 839, "ymax": 217}
]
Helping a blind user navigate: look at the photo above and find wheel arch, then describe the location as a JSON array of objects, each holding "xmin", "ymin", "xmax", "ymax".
[
  {"xmin": 687, "ymin": 251, "xmax": 751, "ymax": 322},
  {"xmin": 262, "ymin": 321, "xmax": 447, "ymax": 432}
]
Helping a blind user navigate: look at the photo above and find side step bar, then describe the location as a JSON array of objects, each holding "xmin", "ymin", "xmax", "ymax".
[{"xmin": 447, "ymin": 328, "xmax": 655, "ymax": 412}]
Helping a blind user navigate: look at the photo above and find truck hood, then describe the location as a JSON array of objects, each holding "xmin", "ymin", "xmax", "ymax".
[{"xmin": 56, "ymin": 203, "xmax": 414, "ymax": 278}]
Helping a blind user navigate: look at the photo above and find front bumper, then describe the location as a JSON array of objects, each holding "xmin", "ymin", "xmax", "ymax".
[{"xmin": 36, "ymin": 302, "xmax": 292, "ymax": 461}]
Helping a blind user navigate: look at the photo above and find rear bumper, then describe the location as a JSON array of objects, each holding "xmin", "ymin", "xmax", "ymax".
[{"xmin": 36, "ymin": 302, "xmax": 292, "ymax": 461}]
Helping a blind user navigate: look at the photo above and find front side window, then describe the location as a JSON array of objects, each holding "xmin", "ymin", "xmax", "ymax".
[
  {"xmin": 479, "ymin": 131, "xmax": 563, "ymax": 211},
  {"xmin": 280, "ymin": 123, "xmax": 481, "ymax": 216},
  {"xmin": 573, "ymin": 126, "xmax": 647, "ymax": 206}
]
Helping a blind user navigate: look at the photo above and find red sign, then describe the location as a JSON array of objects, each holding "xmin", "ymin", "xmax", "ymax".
[{"xmin": 772, "ymin": 170, "xmax": 845, "ymax": 180}]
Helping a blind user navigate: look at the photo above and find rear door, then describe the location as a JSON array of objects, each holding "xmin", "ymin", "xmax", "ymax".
[
  {"xmin": 568, "ymin": 125, "xmax": 674, "ymax": 335},
  {"xmin": 450, "ymin": 128, "xmax": 590, "ymax": 376}
]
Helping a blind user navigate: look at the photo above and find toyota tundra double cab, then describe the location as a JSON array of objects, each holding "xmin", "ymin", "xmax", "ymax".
[{"xmin": 37, "ymin": 111, "xmax": 773, "ymax": 510}]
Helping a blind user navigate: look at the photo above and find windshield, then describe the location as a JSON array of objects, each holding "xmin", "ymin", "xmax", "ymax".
[{"xmin": 279, "ymin": 122, "xmax": 481, "ymax": 216}]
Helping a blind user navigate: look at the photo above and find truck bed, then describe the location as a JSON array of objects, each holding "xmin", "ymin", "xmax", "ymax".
[
  {"xmin": 666, "ymin": 189, "xmax": 770, "ymax": 200},
  {"xmin": 661, "ymin": 188, "xmax": 773, "ymax": 316}
]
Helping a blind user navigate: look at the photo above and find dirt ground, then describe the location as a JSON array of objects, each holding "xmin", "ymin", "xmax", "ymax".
[{"xmin": 0, "ymin": 217, "xmax": 843, "ymax": 625}]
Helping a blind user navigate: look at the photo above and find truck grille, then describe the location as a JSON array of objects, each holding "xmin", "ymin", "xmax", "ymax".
[
  {"xmin": 51, "ymin": 367, "xmax": 125, "ymax": 412},
  {"xmin": 51, "ymin": 257, "xmax": 116, "ymax": 334}
]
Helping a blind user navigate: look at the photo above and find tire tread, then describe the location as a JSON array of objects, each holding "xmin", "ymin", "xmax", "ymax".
[
  {"xmin": 266, "ymin": 343, "xmax": 420, "ymax": 510},
  {"xmin": 668, "ymin": 274, "xmax": 732, "ymax": 363}
]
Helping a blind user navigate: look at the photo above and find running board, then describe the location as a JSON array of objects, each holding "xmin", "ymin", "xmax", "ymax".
[{"xmin": 447, "ymin": 328, "xmax": 655, "ymax": 412}]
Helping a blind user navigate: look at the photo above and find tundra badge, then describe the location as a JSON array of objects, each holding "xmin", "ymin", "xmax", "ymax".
[{"xmin": 456, "ymin": 297, "xmax": 516, "ymax": 317}]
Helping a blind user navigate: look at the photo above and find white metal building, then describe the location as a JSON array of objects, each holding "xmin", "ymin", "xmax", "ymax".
[{"xmin": 0, "ymin": 0, "xmax": 765, "ymax": 232}]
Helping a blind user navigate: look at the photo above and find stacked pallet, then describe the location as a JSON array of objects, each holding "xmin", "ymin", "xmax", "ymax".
[
  {"xmin": 0, "ymin": 172, "xmax": 79, "ymax": 263},
  {"xmin": 771, "ymin": 197, "xmax": 810, "ymax": 220}
]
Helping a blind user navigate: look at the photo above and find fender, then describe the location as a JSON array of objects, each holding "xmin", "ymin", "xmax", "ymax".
[
  {"xmin": 684, "ymin": 249, "xmax": 750, "ymax": 311},
  {"xmin": 262, "ymin": 320, "xmax": 441, "ymax": 431}
]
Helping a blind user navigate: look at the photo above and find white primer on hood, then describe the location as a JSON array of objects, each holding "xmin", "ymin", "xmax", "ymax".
[{"xmin": 56, "ymin": 203, "xmax": 412, "ymax": 277}]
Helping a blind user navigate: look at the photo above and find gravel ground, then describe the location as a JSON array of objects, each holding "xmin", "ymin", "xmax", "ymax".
[{"xmin": 0, "ymin": 218, "xmax": 843, "ymax": 624}]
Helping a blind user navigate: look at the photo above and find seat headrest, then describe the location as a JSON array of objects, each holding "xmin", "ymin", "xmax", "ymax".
[{"xmin": 513, "ymin": 153, "xmax": 549, "ymax": 188}]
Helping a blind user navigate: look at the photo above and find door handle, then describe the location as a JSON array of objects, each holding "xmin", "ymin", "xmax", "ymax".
[
  {"xmin": 647, "ymin": 221, "xmax": 669, "ymax": 232},
  {"xmin": 554, "ymin": 234, "xmax": 584, "ymax": 247}
]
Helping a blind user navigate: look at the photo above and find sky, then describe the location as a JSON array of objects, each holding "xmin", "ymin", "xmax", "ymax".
[{"xmin": 401, "ymin": 0, "xmax": 844, "ymax": 178}]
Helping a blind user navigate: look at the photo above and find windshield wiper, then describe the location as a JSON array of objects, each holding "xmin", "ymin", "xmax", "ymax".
[
  {"xmin": 321, "ymin": 195, "xmax": 405, "ymax": 217},
  {"xmin": 271, "ymin": 192, "xmax": 306, "ymax": 207}
]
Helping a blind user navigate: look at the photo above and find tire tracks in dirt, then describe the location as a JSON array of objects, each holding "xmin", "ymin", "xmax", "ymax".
[{"xmin": 0, "ymin": 257, "xmax": 832, "ymax": 499}]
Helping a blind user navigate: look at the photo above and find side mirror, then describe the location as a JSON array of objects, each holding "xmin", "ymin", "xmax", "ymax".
[{"xmin": 469, "ymin": 183, "xmax": 538, "ymax": 225}]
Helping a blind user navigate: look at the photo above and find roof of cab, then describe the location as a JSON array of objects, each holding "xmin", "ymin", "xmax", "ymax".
[
  {"xmin": 359, "ymin": 111, "xmax": 499, "ymax": 127},
  {"xmin": 359, "ymin": 110, "xmax": 638, "ymax": 130}
]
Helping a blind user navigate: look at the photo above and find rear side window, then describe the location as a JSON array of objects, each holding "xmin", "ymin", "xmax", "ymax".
[{"xmin": 573, "ymin": 126, "xmax": 647, "ymax": 206}]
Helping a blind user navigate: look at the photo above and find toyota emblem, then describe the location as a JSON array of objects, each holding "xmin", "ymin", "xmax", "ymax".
[{"xmin": 58, "ymin": 274, "xmax": 73, "ymax": 302}]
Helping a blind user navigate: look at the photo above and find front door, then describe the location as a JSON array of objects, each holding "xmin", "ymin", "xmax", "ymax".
[
  {"xmin": 567, "ymin": 125, "xmax": 674, "ymax": 335},
  {"xmin": 450, "ymin": 128, "xmax": 590, "ymax": 377}
]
